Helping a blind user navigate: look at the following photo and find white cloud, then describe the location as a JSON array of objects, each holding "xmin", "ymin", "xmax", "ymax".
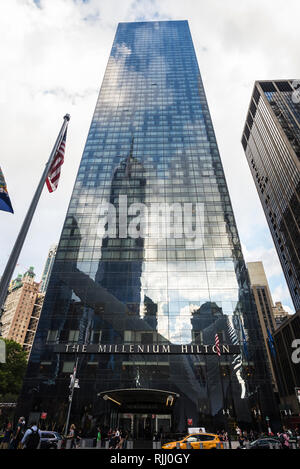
[
  {"xmin": 281, "ymin": 305, "xmax": 294, "ymax": 315},
  {"xmin": 0, "ymin": 0, "xmax": 299, "ymax": 313},
  {"xmin": 242, "ymin": 243, "xmax": 283, "ymax": 279},
  {"xmin": 272, "ymin": 284, "xmax": 294, "ymax": 308}
]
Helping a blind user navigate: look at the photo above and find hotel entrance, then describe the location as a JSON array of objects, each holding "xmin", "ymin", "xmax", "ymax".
[
  {"xmin": 118, "ymin": 413, "xmax": 172, "ymax": 439},
  {"xmin": 98, "ymin": 388, "xmax": 177, "ymax": 439}
]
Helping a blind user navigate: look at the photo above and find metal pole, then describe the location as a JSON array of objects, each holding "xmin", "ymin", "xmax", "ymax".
[
  {"xmin": 64, "ymin": 355, "xmax": 78, "ymax": 439},
  {"xmin": 0, "ymin": 114, "xmax": 70, "ymax": 313}
]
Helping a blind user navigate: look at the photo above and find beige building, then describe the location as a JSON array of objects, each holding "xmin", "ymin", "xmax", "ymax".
[
  {"xmin": 272, "ymin": 301, "xmax": 291, "ymax": 327},
  {"xmin": 247, "ymin": 262, "xmax": 278, "ymax": 392},
  {"xmin": 1, "ymin": 267, "xmax": 44, "ymax": 358}
]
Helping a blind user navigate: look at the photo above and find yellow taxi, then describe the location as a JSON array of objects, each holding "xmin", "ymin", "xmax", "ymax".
[{"xmin": 162, "ymin": 433, "xmax": 223, "ymax": 450}]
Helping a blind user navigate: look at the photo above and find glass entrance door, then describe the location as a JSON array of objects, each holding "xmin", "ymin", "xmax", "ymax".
[
  {"xmin": 156, "ymin": 415, "xmax": 171, "ymax": 435},
  {"xmin": 134, "ymin": 414, "xmax": 153, "ymax": 440},
  {"xmin": 118, "ymin": 413, "xmax": 172, "ymax": 439}
]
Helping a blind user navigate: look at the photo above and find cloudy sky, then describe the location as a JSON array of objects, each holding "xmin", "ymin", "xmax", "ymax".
[{"xmin": 0, "ymin": 0, "xmax": 299, "ymax": 314}]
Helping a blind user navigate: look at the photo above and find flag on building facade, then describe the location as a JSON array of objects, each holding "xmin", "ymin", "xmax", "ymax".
[
  {"xmin": 215, "ymin": 333, "xmax": 221, "ymax": 357},
  {"xmin": 240, "ymin": 321, "xmax": 249, "ymax": 360},
  {"xmin": 267, "ymin": 327, "xmax": 276, "ymax": 357},
  {"xmin": 0, "ymin": 166, "xmax": 14, "ymax": 213},
  {"xmin": 46, "ymin": 129, "xmax": 67, "ymax": 193}
]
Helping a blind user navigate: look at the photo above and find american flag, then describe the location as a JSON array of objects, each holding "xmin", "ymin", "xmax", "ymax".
[
  {"xmin": 215, "ymin": 333, "xmax": 221, "ymax": 357},
  {"xmin": 46, "ymin": 129, "xmax": 67, "ymax": 193}
]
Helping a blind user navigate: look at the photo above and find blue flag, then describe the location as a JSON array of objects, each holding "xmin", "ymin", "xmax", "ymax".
[
  {"xmin": 0, "ymin": 166, "xmax": 14, "ymax": 213},
  {"xmin": 267, "ymin": 327, "xmax": 276, "ymax": 357}
]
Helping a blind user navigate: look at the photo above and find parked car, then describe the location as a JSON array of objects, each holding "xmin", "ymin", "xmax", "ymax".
[
  {"xmin": 162, "ymin": 433, "xmax": 223, "ymax": 450},
  {"xmin": 39, "ymin": 431, "xmax": 62, "ymax": 449},
  {"xmin": 249, "ymin": 438, "xmax": 282, "ymax": 449}
]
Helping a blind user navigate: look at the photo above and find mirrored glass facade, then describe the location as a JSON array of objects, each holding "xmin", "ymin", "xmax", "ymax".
[{"xmin": 18, "ymin": 21, "xmax": 278, "ymax": 436}]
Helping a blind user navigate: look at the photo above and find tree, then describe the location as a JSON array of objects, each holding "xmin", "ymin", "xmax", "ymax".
[{"xmin": 0, "ymin": 339, "xmax": 27, "ymax": 400}]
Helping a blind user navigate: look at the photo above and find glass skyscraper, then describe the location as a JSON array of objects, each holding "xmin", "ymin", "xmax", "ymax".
[{"xmin": 18, "ymin": 21, "xmax": 278, "ymax": 437}]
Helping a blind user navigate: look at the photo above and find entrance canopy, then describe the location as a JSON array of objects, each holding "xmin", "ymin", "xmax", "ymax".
[{"xmin": 98, "ymin": 388, "xmax": 179, "ymax": 410}]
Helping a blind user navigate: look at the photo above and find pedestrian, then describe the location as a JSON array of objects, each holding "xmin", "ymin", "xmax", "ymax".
[
  {"xmin": 114, "ymin": 428, "xmax": 120, "ymax": 448},
  {"xmin": 279, "ymin": 429, "xmax": 290, "ymax": 450},
  {"xmin": 116, "ymin": 429, "xmax": 125, "ymax": 449},
  {"xmin": 68, "ymin": 424, "xmax": 77, "ymax": 449},
  {"xmin": 21, "ymin": 422, "xmax": 41, "ymax": 449},
  {"xmin": 10, "ymin": 417, "xmax": 26, "ymax": 449},
  {"xmin": 0, "ymin": 422, "xmax": 13, "ymax": 449},
  {"xmin": 109, "ymin": 429, "xmax": 116, "ymax": 449},
  {"xmin": 96, "ymin": 427, "xmax": 102, "ymax": 447},
  {"xmin": 75, "ymin": 428, "xmax": 82, "ymax": 448},
  {"xmin": 294, "ymin": 427, "xmax": 300, "ymax": 448},
  {"xmin": 238, "ymin": 435, "xmax": 245, "ymax": 448}
]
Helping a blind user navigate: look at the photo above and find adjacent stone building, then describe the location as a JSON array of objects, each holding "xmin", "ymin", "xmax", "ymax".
[{"xmin": 1, "ymin": 267, "xmax": 44, "ymax": 358}]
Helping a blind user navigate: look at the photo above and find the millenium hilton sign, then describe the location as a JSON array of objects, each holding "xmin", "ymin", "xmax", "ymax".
[{"xmin": 53, "ymin": 343, "xmax": 240, "ymax": 355}]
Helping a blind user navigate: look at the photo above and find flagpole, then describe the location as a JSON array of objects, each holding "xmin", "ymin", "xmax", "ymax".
[{"xmin": 0, "ymin": 114, "xmax": 70, "ymax": 316}]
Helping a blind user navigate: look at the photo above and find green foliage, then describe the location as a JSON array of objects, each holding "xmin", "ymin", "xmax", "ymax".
[{"xmin": 0, "ymin": 339, "xmax": 27, "ymax": 399}]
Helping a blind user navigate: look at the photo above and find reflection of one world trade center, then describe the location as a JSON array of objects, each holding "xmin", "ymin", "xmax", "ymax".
[
  {"xmin": 68, "ymin": 138, "xmax": 160, "ymax": 342},
  {"xmin": 95, "ymin": 137, "xmax": 147, "ymax": 319}
]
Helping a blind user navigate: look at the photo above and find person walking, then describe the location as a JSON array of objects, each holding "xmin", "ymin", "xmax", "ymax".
[
  {"xmin": 0, "ymin": 422, "xmax": 13, "ymax": 449},
  {"xmin": 108, "ymin": 429, "xmax": 115, "ymax": 449},
  {"xmin": 281, "ymin": 430, "xmax": 290, "ymax": 450},
  {"xmin": 21, "ymin": 422, "xmax": 41, "ymax": 449},
  {"xmin": 238, "ymin": 435, "xmax": 245, "ymax": 449},
  {"xmin": 10, "ymin": 417, "xmax": 26, "ymax": 449},
  {"xmin": 114, "ymin": 428, "xmax": 120, "ymax": 448},
  {"xmin": 68, "ymin": 424, "xmax": 77, "ymax": 449},
  {"xmin": 96, "ymin": 427, "xmax": 102, "ymax": 448},
  {"xmin": 75, "ymin": 428, "xmax": 82, "ymax": 448},
  {"xmin": 116, "ymin": 429, "xmax": 125, "ymax": 449}
]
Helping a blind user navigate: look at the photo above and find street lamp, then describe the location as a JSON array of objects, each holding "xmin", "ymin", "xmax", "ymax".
[
  {"xmin": 64, "ymin": 356, "xmax": 79, "ymax": 439},
  {"xmin": 280, "ymin": 409, "xmax": 292, "ymax": 431},
  {"xmin": 252, "ymin": 407, "xmax": 262, "ymax": 433},
  {"xmin": 222, "ymin": 408, "xmax": 232, "ymax": 449}
]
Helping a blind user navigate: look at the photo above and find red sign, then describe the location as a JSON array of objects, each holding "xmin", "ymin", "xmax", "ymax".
[
  {"xmin": 187, "ymin": 419, "xmax": 193, "ymax": 426},
  {"xmin": 41, "ymin": 413, "xmax": 47, "ymax": 420}
]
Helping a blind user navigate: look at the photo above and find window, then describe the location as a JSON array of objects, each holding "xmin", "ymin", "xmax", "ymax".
[
  {"xmin": 68, "ymin": 330, "xmax": 79, "ymax": 342},
  {"xmin": 91, "ymin": 330, "xmax": 102, "ymax": 344},
  {"xmin": 62, "ymin": 362, "xmax": 75, "ymax": 373},
  {"xmin": 192, "ymin": 331, "xmax": 203, "ymax": 344},
  {"xmin": 47, "ymin": 330, "xmax": 58, "ymax": 343}
]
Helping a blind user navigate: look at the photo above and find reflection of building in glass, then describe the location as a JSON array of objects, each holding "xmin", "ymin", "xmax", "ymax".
[
  {"xmin": 39, "ymin": 244, "xmax": 57, "ymax": 294},
  {"xmin": 18, "ymin": 21, "xmax": 278, "ymax": 436},
  {"xmin": 242, "ymin": 80, "xmax": 300, "ymax": 312}
]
